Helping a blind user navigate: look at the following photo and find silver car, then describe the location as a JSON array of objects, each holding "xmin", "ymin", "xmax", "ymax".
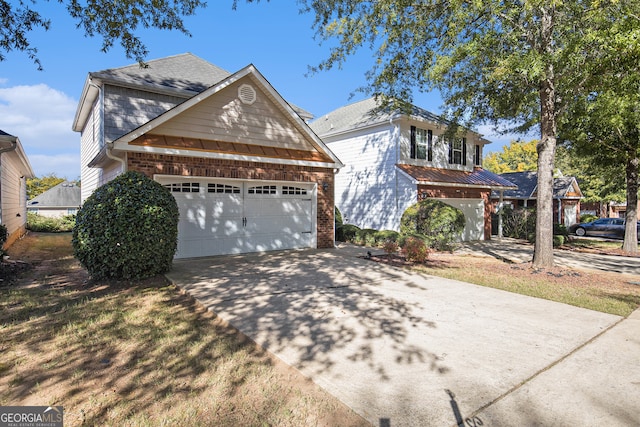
[{"xmin": 570, "ymin": 218, "xmax": 640, "ymax": 239}]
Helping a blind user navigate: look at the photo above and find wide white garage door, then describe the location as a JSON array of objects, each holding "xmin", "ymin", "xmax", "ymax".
[
  {"xmin": 433, "ymin": 198, "xmax": 485, "ymax": 241},
  {"xmin": 157, "ymin": 177, "xmax": 316, "ymax": 258}
]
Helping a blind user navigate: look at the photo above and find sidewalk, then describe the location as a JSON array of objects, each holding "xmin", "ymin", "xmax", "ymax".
[{"xmin": 458, "ymin": 238, "xmax": 640, "ymax": 276}]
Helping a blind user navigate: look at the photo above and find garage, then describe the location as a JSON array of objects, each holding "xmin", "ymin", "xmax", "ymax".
[
  {"xmin": 437, "ymin": 198, "xmax": 485, "ymax": 241},
  {"xmin": 157, "ymin": 176, "xmax": 316, "ymax": 258}
]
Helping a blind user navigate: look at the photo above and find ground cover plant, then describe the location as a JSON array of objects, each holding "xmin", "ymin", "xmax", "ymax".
[{"xmin": 0, "ymin": 233, "xmax": 369, "ymax": 427}]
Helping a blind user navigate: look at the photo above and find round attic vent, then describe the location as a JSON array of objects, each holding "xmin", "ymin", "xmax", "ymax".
[{"xmin": 238, "ymin": 84, "xmax": 257, "ymax": 105}]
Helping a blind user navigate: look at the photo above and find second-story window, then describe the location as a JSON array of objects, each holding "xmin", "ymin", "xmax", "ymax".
[
  {"xmin": 448, "ymin": 138, "xmax": 467, "ymax": 165},
  {"xmin": 410, "ymin": 126, "xmax": 433, "ymax": 161},
  {"xmin": 474, "ymin": 144, "xmax": 481, "ymax": 166}
]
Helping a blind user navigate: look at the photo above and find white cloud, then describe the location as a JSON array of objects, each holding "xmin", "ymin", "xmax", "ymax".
[
  {"xmin": 0, "ymin": 83, "xmax": 79, "ymax": 177},
  {"xmin": 28, "ymin": 153, "xmax": 81, "ymax": 180}
]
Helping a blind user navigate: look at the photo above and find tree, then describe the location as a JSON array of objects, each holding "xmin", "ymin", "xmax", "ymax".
[
  {"xmin": 484, "ymin": 140, "xmax": 539, "ymax": 174},
  {"xmin": 559, "ymin": 4, "xmax": 640, "ymax": 254},
  {"xmin": 297, "ymin": 0, "xmax": 636, "ymax": 267},
  {"xmin": 0, "ymin": 0, "xmax": 205, "ymax": 68},
  {"xmin": 26, "ymin": 174, "xmax": 65, "ymax": 199}
]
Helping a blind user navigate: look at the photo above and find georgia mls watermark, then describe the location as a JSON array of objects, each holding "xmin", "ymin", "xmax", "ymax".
[{"xmin": 0, "ymin": 406, "xmax": 63, "ymax": 427}]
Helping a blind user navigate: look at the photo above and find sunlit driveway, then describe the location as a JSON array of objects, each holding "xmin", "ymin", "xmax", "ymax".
[{"xmin": 166, "ymin": 245, "xmax": 629, "ymax": 427}]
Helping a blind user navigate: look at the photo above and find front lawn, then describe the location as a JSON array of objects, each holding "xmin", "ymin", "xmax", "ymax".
[{"xmin": 0, "ymin": 233, "xmax": 369, "ymax": 427}]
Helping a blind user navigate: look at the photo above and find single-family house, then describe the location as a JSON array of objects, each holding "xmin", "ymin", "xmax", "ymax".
[
  {"xmin": 0, "ymin": 130, "xmax": 35, "ymax": 248},
  {"xmin": 72, "ymin": 53, "xmax": 342, "ymax": 258},
  {"xmin": 309, "ymin": 98, "xmax": 516, "ymax": 240},
  {"xmin": 490, "ymin": 171, "xmax": 583, "ymax": 227},
  {"xmin": 27, "ymin": 181, "xmax": 81, "ymax": 217}
]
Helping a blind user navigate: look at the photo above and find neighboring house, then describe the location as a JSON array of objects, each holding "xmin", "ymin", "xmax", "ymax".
[
  {"xmin": 491, "ymin": 171, "xmax": 583, "ymax": 227},
  {"xmin": 309, "ymin": 98, "xmax": 516, "ymax": 241},
  {"xmin": 27, "ymin": 181, "xmax": 81, "ymax": 217},
  {"xmin": 581, "ymin": 201, "xmax": 640, "ymax": 220},
  {"xmin": 0, "ymin": 130, "xmax": 36, "ymax": 248},
  {"xmin": 72, "ymin": 53, "xmax": 342, "ymax": 259}
]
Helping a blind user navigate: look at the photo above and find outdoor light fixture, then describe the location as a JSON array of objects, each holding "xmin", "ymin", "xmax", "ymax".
[{"xmin": 322, "ymin": 182, "xmax": 329, "ymax": 191}]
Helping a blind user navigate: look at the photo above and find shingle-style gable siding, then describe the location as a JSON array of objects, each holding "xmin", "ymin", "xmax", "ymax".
[
  {"xmin": 103, "ymin": 85, "xmax": 185, "ymax": 143},
  {"xmin": 151, "ymin": 79, "xmax": 317, "ymax": 151}
]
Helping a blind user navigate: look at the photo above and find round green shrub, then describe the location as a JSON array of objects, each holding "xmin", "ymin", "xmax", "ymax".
[
  {"xmin": 579, "ymin": 214, "xmax": 598, "ymax": 224},
  {"xmin": 553, "ymin": 235, "xmax": 565, "ymax": 247},
  {"xmin": 400, "ymin": 200, "xmax": 465, "ymax": 250},
  {"xmin": 355, "ymin": 228, "xmax": 378, "ymax": 246},
  {"xmin": 336, "ymin": 224, "xmax": 360, "ymax": 242},
  {"xmin": 373, "ymin": 230, "xmax": 400, "ymax": 246},
  {"xmin": 72, "ymin": 171, "xmax": 179, "ymax": 280}
]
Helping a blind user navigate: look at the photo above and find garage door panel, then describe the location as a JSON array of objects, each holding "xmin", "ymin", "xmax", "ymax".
[{"xmin": 160, "ymin": 178, "xmax": 316, "ymax": 258}]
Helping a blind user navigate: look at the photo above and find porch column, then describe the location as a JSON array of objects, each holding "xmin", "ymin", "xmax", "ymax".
[{"xmin": 498, "ymin": 190, "xmax": 504, "ymax": 240}]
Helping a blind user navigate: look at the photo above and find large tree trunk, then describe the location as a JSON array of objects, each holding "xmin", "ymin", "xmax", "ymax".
[
  {"xmin": 622, "ymin": 153, "xmax": 639, "ymax": 254},
  {"xmin": 533, "ymin": 7, "xmax": 556, "ymax": 269}
]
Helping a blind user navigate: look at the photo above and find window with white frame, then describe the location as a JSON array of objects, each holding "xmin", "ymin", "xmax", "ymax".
[
  {"xmin": 448, "ymin": 138, "xmax": 467, "ymax": 165},
  {"xmin": 474, "ymin": 144, "xmax": 481, "ymax": 166},
  {"xmin": 410, "ymin": 126, "xmax": 432, "ymax": 161}
]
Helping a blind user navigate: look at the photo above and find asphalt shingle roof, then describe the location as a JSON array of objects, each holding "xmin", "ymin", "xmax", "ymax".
[
  {"xmin": 27, "ymin": 181, "xmax": 81, "ymax": 208},
  {"xmin": 310, "ymin": 97, "xmax": 444, "ymax": 136},
  {"xmin": 90, "ymin": 53, "xmax": 232, "ymax": 94},
  {"xmin": 491, "ymin": 171, "xmax": 582, "ymax": 199}
]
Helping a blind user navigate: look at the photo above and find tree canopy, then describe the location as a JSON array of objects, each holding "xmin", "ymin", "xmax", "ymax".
[
  {"xmin": 299, "ymin": 0, "xmax": 637, "ymax": 267},
  {"xmin": 558, "ymin": 5, "xmax": 640, "ymax": 253},
  {"xmin": 26, "ymin": 174, "xmax": 66, "ymax": 200},
  {"xmin": 484, "ymin": 140, "xmax": 538, "ymax": 174},
  {"xmin": 0, "ymin": 0, "xmax": 206, "ymax": 68}
]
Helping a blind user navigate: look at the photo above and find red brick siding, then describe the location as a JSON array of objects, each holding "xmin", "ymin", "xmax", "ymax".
[
  {"xmin": 128, "ymin": 152, "xmax": 336, "ymax": 248},
  {"xmin": 417, "ymin": 185, "xmax": 492, "ymax": 240}
]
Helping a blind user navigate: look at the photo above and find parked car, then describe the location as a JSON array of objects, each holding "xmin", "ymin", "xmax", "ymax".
[{"xmin": 569, "ymin": 218, "xmax": 640, "ymax": 239}]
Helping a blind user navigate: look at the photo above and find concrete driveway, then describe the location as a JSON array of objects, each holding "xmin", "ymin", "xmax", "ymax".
[{"xmin": 165, "ymin": 245, "xmax": 639, "ymax": 427}]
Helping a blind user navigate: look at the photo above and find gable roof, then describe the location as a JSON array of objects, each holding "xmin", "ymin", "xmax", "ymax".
[
  {"xmin": 310, "ymin": 97, "xmax": 446, "ymax": 137},
  {"xmin": 491, "ymin": 171, "xmax": 583, "ymax": 199},
  {"xmin": 397, "ymin": 164, "xmax": 517, "ymax": 190},
  {"xmin": 27, "ymin": 181, "xmax": 81, "ymax": 208},
  {"xmin": 111, "ymin": 64, "xmax": 343, "ymax": 169},
  {"xmin": 0, "ymin": 129, "xmax": 35, "ymax": 178},
  {"xmin": 74, "ymin": 53, "xmax": 312, "ymax": 132}
]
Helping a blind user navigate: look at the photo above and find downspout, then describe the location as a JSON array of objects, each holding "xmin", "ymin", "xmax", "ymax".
[
  {"xmin": 393, "ymin": 118, "xmax": 399, "ymax": 216},
  {"xmin": 0, "ymin": 137, "xmax": 18, "ymax": 226}
]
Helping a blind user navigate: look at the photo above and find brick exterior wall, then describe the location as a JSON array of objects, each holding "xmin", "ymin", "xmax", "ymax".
[
  {"xmin": 127, "ymin": 152, "xmax": 336, "ymax": 248},
  {"xmin": 418, "ymin": 185, "xmax": 492, "ymax": 239}
]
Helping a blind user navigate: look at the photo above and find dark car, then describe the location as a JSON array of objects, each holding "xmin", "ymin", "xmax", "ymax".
[{"xmin": 569, "ymin": 218, "xmax": 640, "ymax": 239}]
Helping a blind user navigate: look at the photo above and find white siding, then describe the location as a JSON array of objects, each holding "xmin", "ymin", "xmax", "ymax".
[
  {"xmin": 398, "ymin": 118, "xmax": 486, "ymax": 172},
  {"xmin": 327, "ymin": 124, "xmax": 401, "ymax": 231},
  {"xmin": 80, "ymin": 99, "xmax": 103, "ymax": 202},
  {"xmin": 1, "ymin": 151, "xmax": 29, "ymax": 242}
]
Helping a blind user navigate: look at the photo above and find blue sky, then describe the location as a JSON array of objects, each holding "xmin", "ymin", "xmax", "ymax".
[{"xmin": 0, "ymin": 1, "xmax": 521, "ymax": 179}]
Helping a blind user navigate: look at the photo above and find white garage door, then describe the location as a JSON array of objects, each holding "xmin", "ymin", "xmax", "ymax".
[
  {"xmin": 433, "ymin": 198, "xmax": 485, "ymax": 241},
  {"xmin": 157, "ymin": 177, "xmax": 316, "ymax": 258}
]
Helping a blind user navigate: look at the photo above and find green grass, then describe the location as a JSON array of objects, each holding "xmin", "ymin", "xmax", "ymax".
[{"xmin": 416, "ymin": 257, "xmax": 640, "ymax": 317}]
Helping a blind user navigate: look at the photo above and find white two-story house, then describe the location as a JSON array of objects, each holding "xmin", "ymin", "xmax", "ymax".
[
  {"xmin": 310, "ymin": 98, "xmax": 516, "ymax": 240},
  {"xmin": 72, "ymin": 53, "xmax": 342, "ymax": 258}
]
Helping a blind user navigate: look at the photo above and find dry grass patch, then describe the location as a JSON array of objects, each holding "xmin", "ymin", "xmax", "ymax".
[
  {"xmin": 0, "ymin": 233, "xmax": 369, "ymax": 427},
  {"xmin": 369, "ymin": 251, "xmax": 640, "ymax": 317}
]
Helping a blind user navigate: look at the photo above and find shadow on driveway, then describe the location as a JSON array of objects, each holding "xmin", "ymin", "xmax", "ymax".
[{"xmin": 166, "ymin": 246, "xmax": 622, "ymax": 426}]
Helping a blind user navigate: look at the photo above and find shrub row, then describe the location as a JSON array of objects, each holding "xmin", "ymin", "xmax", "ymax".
[{"xmin": 27, "ymin": 212, "xmax": 76, "ymax": 232}]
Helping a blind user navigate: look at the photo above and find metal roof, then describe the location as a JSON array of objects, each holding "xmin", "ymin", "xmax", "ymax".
[{"xmin": 397, "ymin": 164, "xmax": 518, "ymax": 189}]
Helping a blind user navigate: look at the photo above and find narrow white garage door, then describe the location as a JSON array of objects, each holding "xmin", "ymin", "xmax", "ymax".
[
  {"xmin": 433, "ymin": 198, "xmax": 485, "ymax": 241},
  {"xmin": 158, "ymin": 178, "xmax": 315, "ymax": 258}
]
